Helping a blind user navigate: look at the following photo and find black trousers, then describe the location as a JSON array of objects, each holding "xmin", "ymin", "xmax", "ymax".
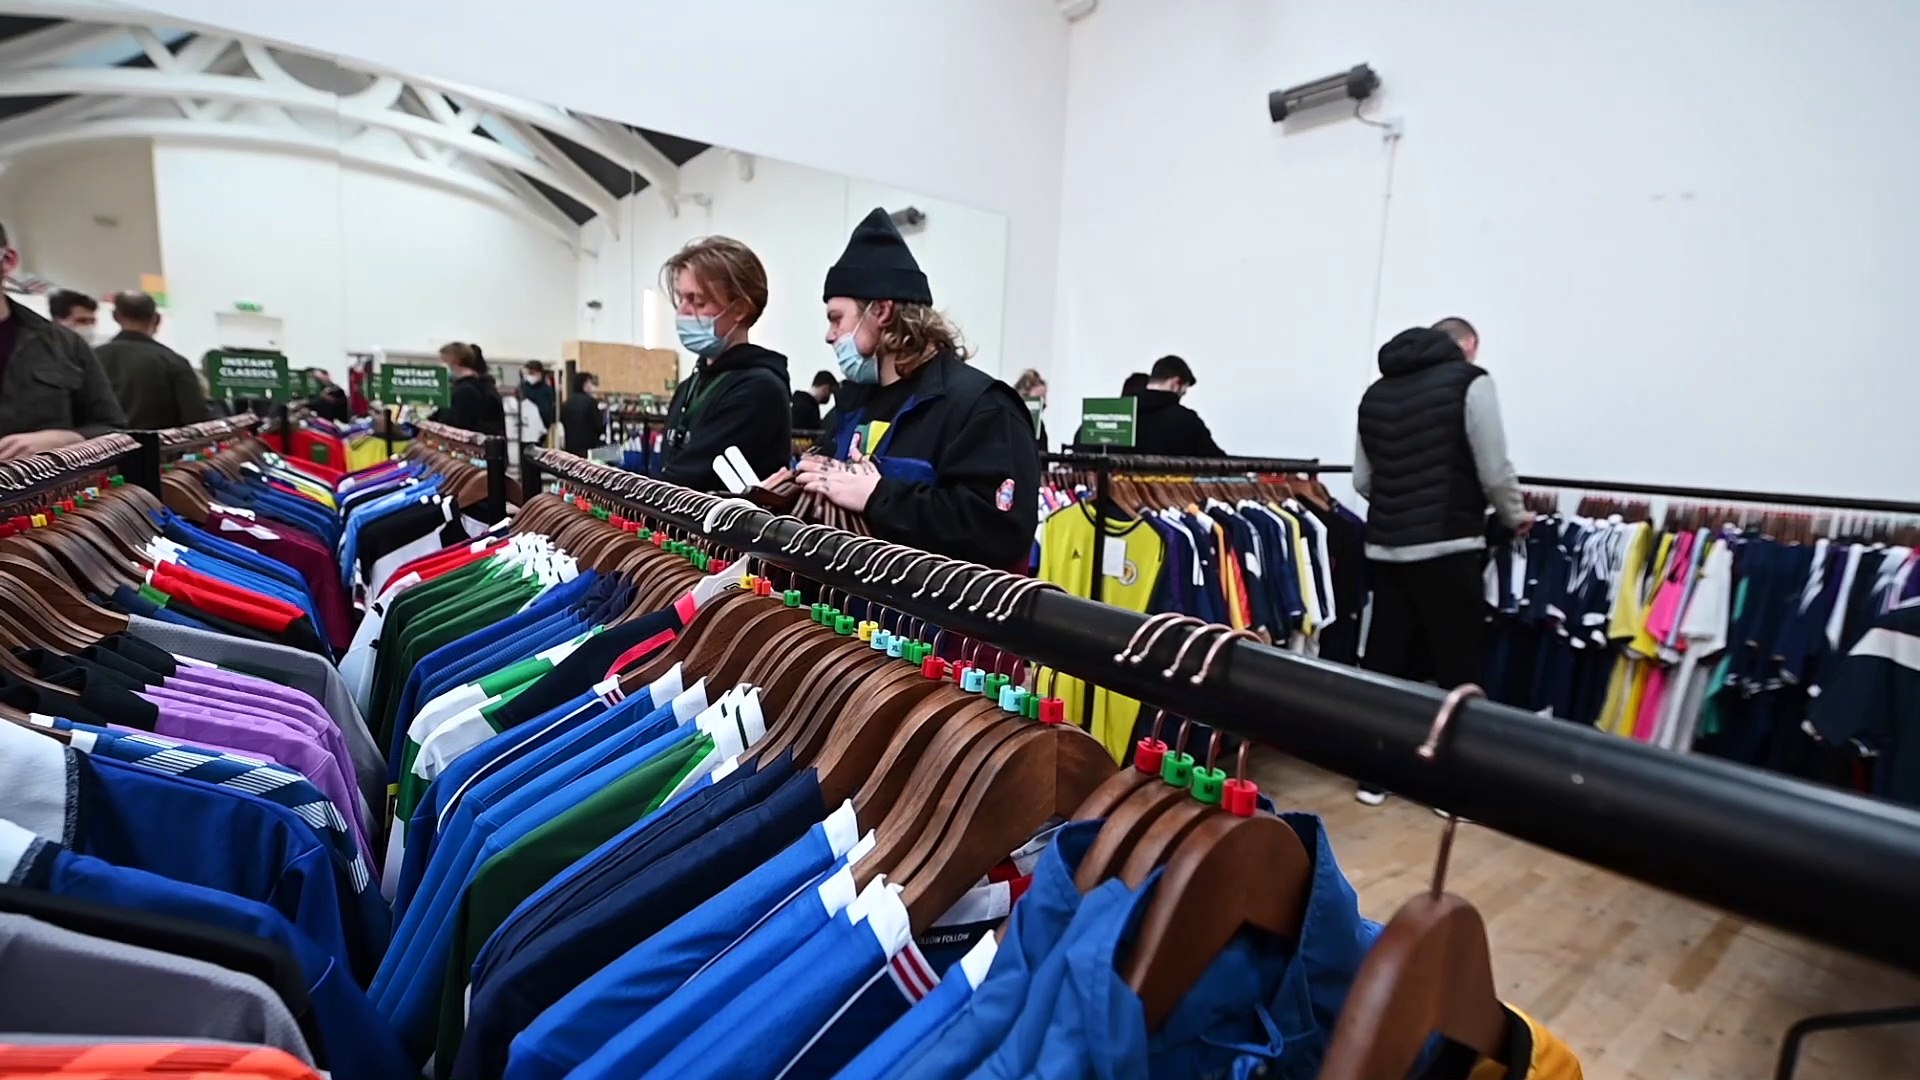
[{"xmin": 1360, "ymin": 551, "xmax": 1486, "ymax": 690}]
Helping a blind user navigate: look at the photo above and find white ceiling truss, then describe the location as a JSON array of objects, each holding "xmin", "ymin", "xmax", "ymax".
[{"xmin": 0, "ymin": 1, "xmax": 690, "ymax": 245}]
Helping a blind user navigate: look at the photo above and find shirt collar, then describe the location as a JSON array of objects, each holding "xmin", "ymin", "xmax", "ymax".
[
  {"xmin": 1145, "ymin": 812, "xmax": 1377, "ymax": 1077},
  {"xmin": 0, "ymin": 721, "xmax": 74, "ymax": 844}
]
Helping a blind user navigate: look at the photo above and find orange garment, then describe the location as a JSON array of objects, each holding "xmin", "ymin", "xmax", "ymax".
[{"xmin": 0, "ymin": 1044, "xmax": 319, "ymax": 1078}]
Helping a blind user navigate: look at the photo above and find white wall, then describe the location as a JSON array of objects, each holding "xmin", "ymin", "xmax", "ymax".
[
  {"xmin": 577, "ymin": 149, "xmax": 1010, "ymax": 386},
  {"xmin": 151, "ymin": 141, "xmax": 577, "ymax": 376},
  {"xmin": 1056, "ymin": 0, "xmax": 1920, "ymax": 500},
  {"xmin": 135, "ymin": 0, "xmax": 1070, "ymax": 382},
  {"xmin": 0, "ymin": 143, "xmax": 165, "ymax": 303}
]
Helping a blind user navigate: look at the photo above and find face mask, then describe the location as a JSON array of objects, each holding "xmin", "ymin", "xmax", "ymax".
[
  {"xmin": 676, "ymin": 314, "xmax": 726, "ymax": 358},
  {"xmin": 833, "ymin": 307, "xmax": 880, "ymax": 384},
  {"xmin": 523, "ymin": 374, "xmax": 538, "ymax": 385}
]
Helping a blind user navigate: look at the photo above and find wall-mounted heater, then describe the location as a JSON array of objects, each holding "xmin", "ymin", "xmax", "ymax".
[{"xmin": 1268, "ymin": 64, "xmax": 1380, "ymax": 122}]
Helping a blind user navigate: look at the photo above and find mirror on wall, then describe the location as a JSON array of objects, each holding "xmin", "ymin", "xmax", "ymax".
[{"xmin": 0, "ymin": 2, "xmax": 1011, "ymax": 450}]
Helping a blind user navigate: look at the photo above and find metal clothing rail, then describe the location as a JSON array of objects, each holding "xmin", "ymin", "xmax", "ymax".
[
  {"xmin": 1313, "ymin": 464, "xmax": 1920, "ymax": 515},
  {"xmin": 412, "ymin": 420, "xmax": 510, "ymax": 521},
  {"xmin": 526, "ymin": 445, "xmax": 1920, "ymax": 973},
  {"xmin": 0, "ymin": 433, "xmax": 143, "ymax": 509},
  {"xmin": 1044, "ymin": 451, "xmax": 1326, "ymax": 475}
]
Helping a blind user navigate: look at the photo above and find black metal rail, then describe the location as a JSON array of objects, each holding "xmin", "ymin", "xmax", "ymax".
[{"xmin": 1315, "ymin": 463, "xmax": 1920, "ymax": 515}]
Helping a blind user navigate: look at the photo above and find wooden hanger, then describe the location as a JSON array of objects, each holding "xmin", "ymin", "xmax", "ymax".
[
  {"xmin": 895, "ymin": 723, "xmax": 1113, "ymax": 931},
  {"xmin": 1078, "ymin": 625, "xmax": 1249, "ymax": 886},
  {"xmin": 0, "ymin": 554, "xmax": 125, "ymax": 637},
  {"xmin": 1120, "ymin": 746, "xmax": 1313, "ymax": 1028},
  {"xmin": 848, "ymin": 690, "xmax": 995, "ymax": 822},
  {"xmin": 1078, "ymin": 720, "xmax": 1212, "ymax": 890},
  {"xmin": 1071, "ymin": 704, "xmax": 1174, "ymax": 829},
  {"xmin": 853, "ymin": 695, "xmax": 1030, "ymax": 885},
  {"xmin": 811, "ymin": 672, "xmax": 947, "ymax": 804},
  {"xmin": 1315, "ymin": 685, "xmax": 1510, "ymax": 1079}
]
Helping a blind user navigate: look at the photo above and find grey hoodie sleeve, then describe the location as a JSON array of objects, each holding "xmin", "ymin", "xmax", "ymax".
[
  {"xmin": 1351, "ymin": 432, "xmax": 1372, "ymax": 500},
  {"xmin": 1464, "ymin": 376, "xmax": 1525, "ymax": 527}
]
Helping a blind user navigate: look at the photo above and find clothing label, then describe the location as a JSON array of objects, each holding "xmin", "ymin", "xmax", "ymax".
[
  {"xmin": 1102, "ymin": 537, "xmax": 1127, "ymax": 580},
  {"xmin": 593, "ymin": 677, "xmax": 625, "ymax": 705}
]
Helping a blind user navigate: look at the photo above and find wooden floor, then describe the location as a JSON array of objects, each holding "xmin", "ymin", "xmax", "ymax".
[{"xmin": 1248, "ymin": 750, "xmax": 1920, "ymax": 1080}]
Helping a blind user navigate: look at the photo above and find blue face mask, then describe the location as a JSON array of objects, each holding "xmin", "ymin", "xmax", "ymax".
[
  {"xmin": 675, "ymin": 314, "xmax": 726, "ymax": 358},
  {"xmin": 833, "ymin": 308, "xmax": 880, "ymax": 384},
  {"xmin": 834, "ymin": 333, "xmax": 878, "ymax": 385}
]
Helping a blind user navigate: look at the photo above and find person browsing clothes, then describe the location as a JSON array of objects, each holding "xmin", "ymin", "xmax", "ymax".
[
  {"xmin": 658, "ymin": 236, "xmax": 791, "ymax": 491},
  {"xmin": 796, "ymin": 207, "xmax": 1040, "ymax": 570}
]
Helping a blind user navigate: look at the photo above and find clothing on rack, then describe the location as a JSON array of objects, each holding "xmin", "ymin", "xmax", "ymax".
[
  {"xmin": 0, "ymin": 423, "xmax": 425, "ymax": 1079},
  {"xmin": 342, "ymin": 457, "xmax": 1581, "ymax": 1080},
  {"xmin": 1035, "ymin": 462, "xmax": 1367, "ymax": 761},
  {"xmin": 1481, "ymin": 495, "xmax": 1920, "ymax": 805},
  {"xmin": 0, "ymin": 432, "xmax": 1593, "ymax": 1080}
]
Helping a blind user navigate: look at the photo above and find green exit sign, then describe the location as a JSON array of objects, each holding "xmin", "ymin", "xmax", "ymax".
[{"xmin": 233, "ymin": 301, "xmax": 264, "ymax": 313}]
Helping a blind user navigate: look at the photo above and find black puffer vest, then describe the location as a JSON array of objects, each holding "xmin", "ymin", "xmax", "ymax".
[{"xmin": 1357, "ymin": 328, "xmax": 1488, "ymax": 547}]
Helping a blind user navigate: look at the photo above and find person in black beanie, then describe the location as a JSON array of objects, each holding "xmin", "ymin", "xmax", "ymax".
[{"xmin": 795, "ymin": 207, "xmax": 1040, "ymax": 571}]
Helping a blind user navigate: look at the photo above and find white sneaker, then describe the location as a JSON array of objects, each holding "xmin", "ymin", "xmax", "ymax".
[{"xmin": 1354, "ymin": 787, "xmax": 1388, "ymax": 807}]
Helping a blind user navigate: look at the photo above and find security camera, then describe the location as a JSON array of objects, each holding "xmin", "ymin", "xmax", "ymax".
[
  {"xmin": 586, "ymin": 299, "xmax": 604, "ymax": 311},
  {"xmin": 889, "ymin": 207, "xmax": 927, "ymax": 231}
]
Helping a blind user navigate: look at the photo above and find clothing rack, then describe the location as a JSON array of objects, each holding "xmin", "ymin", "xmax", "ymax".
[
  {"xmin": 1314, "ymin": 464, "xmax": 1920, "ymax": 516},
  {"xmin": 127, "ymin": 414, "xmax": 264, "ymax": 495},
  {"xmin": 411, "ymin": 419, "xmax": 509, "ymax": 520},
  {"xmin": 527, "ymin": 444, "xmax": 1920, "ymax": 974},
  {"xmin": 0, "ymin": 415, "xmax": 263, "ymax": 509},
  {"xmin": 0, "ymin": 433, "xmax": 144, "ymax": 508},
  {"xmin": 1041, "ymin": 451, "xmax": 1328, "ymax": 727}
]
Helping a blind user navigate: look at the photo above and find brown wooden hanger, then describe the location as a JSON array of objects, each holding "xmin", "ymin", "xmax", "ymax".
[
  {"xmin": 0, "ymin": 554, "xmax": 125, "ymax": 637},
  {"xmin": 895, "ymin": 722, "xmax": 1113, "ymax": 932},
  {"xmin": 1315, "ymin": 685, "xmax": 1510, "ymax": 1079},
  {"xmin": 847, "ymin": 689, "xmax": 994, "ymax": 822},
  {"xmin": 1119, "ymin": 736, "xmax": 1313, "ymax": 1028},
  {"xmin": 853, "ymin": 694, "xmax": 1029, "ymax": 886}
]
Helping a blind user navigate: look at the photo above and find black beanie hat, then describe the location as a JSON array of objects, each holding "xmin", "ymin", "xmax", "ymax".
[{"xmin": 823, "ymin": 207, "xmax": 932, "ymax": 305}]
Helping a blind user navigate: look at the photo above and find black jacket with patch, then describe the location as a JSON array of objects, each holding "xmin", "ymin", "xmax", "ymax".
[
  {"xmin": 829, "ymin": 350, "xmax": 1040, "ymax": 570},
  {"xmin": 661, "ymin": 343, "xmax": 790, "ymax": 490},
  {"xmin": 0, "ymin": 298, "xmax": 126, "ymax": 439}
]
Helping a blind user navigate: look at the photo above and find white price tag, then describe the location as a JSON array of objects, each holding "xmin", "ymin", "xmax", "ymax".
[{"xmin": 1102, "ymin": 537, "xmax": 1127, "ymax": 580}]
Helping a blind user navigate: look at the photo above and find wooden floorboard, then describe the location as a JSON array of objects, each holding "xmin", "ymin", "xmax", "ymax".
[{"xmin": 1248, "ymin": 749, "xmax": 1920, "ymax": 1080}]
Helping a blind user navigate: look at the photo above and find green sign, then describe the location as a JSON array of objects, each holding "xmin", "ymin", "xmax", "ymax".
[
  {"xmin": 1078, "ymin": 396, "xmax": 1137, "ymax": 447},
  {"xmin": 378, "ymin": 363, "xmax": 451, "ymax": 407},
  {"xmin": 1023, "ymin": 397, "xmax": 1045, "ymax": 437},
  {"xmin": 204, "ymin": 350, "xmax": 290, "ymax": 398},
  {"xmin": 287, "ymin": 369, "xmax": 320, "ymax": 399}
]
